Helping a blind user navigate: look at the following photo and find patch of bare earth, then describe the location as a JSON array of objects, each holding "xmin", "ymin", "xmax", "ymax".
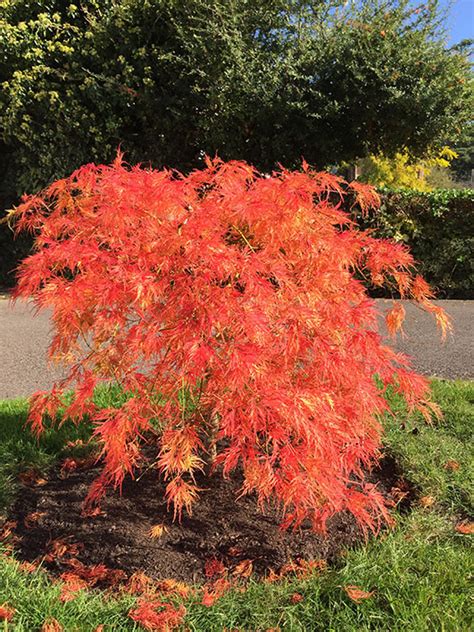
[{"xmin": 8, "ymin": 454, "xmax": 415, "ymax": 584}]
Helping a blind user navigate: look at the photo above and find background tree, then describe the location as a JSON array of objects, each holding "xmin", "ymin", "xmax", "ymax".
[
  {"xmin": 451, "ymin": 122, "xmax": 474, "ymax": 184},
  {"xmin": 357, "ymin": 147, "xmax": 459, "ymax": 191},
  {"xmin": 1, "ymin": 0, "xmax": 472, "ymax": 205}
]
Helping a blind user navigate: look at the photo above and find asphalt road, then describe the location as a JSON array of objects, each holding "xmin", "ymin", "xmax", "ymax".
[{"xmin": 0, "ymin": 297, "xmax": 472, "ymax": 399}]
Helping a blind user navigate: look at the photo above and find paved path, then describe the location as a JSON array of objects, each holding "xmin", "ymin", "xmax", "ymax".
[{"xmin": 0, "ymin": 297, "xmax": 472, "ymax": 399}]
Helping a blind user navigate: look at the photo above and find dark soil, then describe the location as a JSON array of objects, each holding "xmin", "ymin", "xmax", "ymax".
[{"xmin": 9, "ymin": 454, "xmax": 416, "ymax": 584}]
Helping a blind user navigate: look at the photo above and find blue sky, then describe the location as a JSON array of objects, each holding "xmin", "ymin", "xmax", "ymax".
[{"xmin": 442, "ymin": 0, "xmax": 474, "ymax": 46}]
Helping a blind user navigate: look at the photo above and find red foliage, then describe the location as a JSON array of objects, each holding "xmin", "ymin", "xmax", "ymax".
[
  {"xmin": 128, "ymin": 599, "xmax": 186, "ymax": 631},
  {"xmin": 41, "ymin": 619, "xmax": 64, "ymax": 632},
  {"xmin": 344, "ymin": 585, "xmax": 375, "ymax": 602},
  {"xmin": 204, "ymin": 558, "xmax": 227, "ymax": 579},
  {"xmin": 201, "ymin": 577, "xmax": 232, "ymax": 607},
  {"xmin": 13, "ymin": 156, "xmax": 449, "ymax": 532},
  {"xmin": 0, "ymin": 603, "xmax": 15, "ymax": 622}
]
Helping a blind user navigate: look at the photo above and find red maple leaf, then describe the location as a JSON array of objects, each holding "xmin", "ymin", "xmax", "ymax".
[
  {"xmin": 129, "ymin": 599, "xmax": 186, "ymax": 631},
  {"xmin": 204, "ymin": 557, "xmax": 226, "ymax": 578},
  {"xmin": 344, "ymin": 585, "xmax": 374, "ymax": 602},
  {"xmin": 0, "ymin": 603, "xmax": 15, "ymax": 622}
]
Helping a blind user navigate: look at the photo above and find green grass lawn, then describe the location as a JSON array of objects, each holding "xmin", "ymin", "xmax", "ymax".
[{"xmin": 0, "ymin": 379, "xmax": 473, "ymax": 631}]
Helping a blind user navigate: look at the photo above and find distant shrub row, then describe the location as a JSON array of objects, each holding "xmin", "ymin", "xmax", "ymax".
[
  {"xmin": 352, "ymin": 188, "xmax": 474, "ymax": 299},
  {"xmin": 1, "ymin": 188, "xmax": 473, "ymax": 297},
  {"xmin": 0, "ymin": 213, "xmax": 31, "ymax": 290}
]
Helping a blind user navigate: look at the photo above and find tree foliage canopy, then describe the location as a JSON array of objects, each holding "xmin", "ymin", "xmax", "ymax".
[
  {"xmin": 12, "ymin": 156, "xmax": 450, "ymax": 531},
  {"xmin": 1, "ymin": 0, "xmax": 472, "ymax": 199}
]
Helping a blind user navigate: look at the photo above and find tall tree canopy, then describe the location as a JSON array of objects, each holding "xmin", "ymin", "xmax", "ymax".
[{"xmin": 1, "ymin": 0, "xmax": 472, "ymax": 201}]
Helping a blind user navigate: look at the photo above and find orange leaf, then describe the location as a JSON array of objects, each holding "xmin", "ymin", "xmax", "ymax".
[
  {"xmin": 59, "ymin": 574, "xmax": 88, "ymax": 602},
  {"xmin": 419, "ymin": 495, "xmax": 435, "ymax": 508},
  {"xmin": 45, "ymin": 539, "xmax": 82, "ymax": 562},
  {"xmin": 81, "ymin": 506, "xmax": 103, "ymax": 518},
  {"xmin": 232, "ymin": 559, "xmax": 253, "ymax": 578},
  {"xmin": 41, "ymin": 618, "xmax": 64, "ymax": 632},
  {"xmin": 455, "ymin": 522, "xmax": 474, "ymax": 535},
  {"xmin": 149, "ymin": 523, "xmax": 168, "ymax": 539},
  {"xmin": 344, "ymin": 585, "xmax": 374, "ymax": 602},
  {"xmin": 385, "ymin": 303, "xmax": 405, "ymax": 337},
  {"xmin": 227, "ymin": 546, "xmax": 243, "ymax": 558},
  {"xmin": 129, "ymin": 599, "xmax": 186, "ymax": 631},
  {"xmin": 0, "ymin": 603, "xmax": 15, "ymax": 621},
  {"xmin": 290, "ymin": 592, "xmax": 304, "ymax": 604},
  {"xmin": 19, "ymin": 468, "xmax": 48, "ymax": 486},
  {"xmin": 0, "ymin": 521, "xmax": 17, "ymax": 540},
  {"xmin": 24, "ymin": 511, "xmax": 47, "ymax": 528},
  {"xmin": 201, "ymin": 577, "xmax": 232, "ymax": 607},
  {"xmin": 444, "ymin": 460, "xmax": 460, "ymax": 472},
  {"xmin": 204, "ymin": 557, "xmax": 226, "ymax": 578},
  {"xmin": 125, "ymin": 571, "xmax": 153, "ymax": 595},
  {"xmin": 60, "ymin": 457, "xmax": 78, "ymax": 478},
  {"xmin": 265, "ymin": 568, "xmax": 281, "ymax": 583},
  {"xmin": 19, "ymin": 560, "xmax": 39, "ymax": 573},
  {"xmin": 156, "ymin": 578, "xmax": 192, "ymax": 598}
]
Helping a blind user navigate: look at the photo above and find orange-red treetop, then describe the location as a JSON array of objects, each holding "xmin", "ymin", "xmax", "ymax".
[{"xmin": 13, "ymin": 155, "xmax": 450, "ymax": 532}]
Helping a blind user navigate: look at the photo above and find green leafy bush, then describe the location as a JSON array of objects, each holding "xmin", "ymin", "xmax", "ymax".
[
  {"xmin": 0, "ymin": 217, "xmax": 31, "ymax": 289},
  {"xmin": 352, "ymin": 189, "xmax": 474, "ymax": 299},
  {"xmin": 1, "ymin": 0, "xmax": 471, "ymax": 202}
]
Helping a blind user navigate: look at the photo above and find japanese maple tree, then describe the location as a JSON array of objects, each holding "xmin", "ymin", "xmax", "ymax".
[{"xmin": 12, "ymin": 155, "xmax": 450, "ymax": 532}]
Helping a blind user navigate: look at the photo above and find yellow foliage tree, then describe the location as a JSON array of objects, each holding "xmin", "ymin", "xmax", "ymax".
[{"xmin": 358, "ymin": 147, "xmax": 457, "ymax": 191}]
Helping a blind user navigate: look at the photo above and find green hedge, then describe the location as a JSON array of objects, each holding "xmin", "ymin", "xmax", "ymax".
[
  {"xmin": 0, "ymin": 214, "xmax": 31, "ymax": 290},
  {"xmin": 1, "ymin": 188, "xmax": 473, "ymax": 297},
  {"xmin": 356, "ymin": 188, "xmax": 474, "ymax": 299}
]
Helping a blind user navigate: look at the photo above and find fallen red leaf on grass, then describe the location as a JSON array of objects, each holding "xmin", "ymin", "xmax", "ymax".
[
  {"xmin": 201, "ymin": 577, "xmax": 232, "ymax": 607},
  {"xmin": 58, "ymin": 574, "xmax": 89, "ymax": 603},
  {"xmin": 264, "ymin": 558, "xmax": 327, "ymax": 584},
  {"xmin": 344, "ymin": 585, "xmax": 374, "ymax": 603},
  {"xmin": 264, "ymin": 568, "xmax": 280, "ymax": 583},
  {"xmin": 455, "ymin": 522, "xmax": 474, "ymax": 535},
  {"xmin": 41, "ymin": 618, "xmax": 64, "ymax": 631},
  {"xmin": 419, "ymin": 495, "xmax": 435, "ymax": 508},
  {"xmin": 290, "ymin": 592, "xmax": 304, "ymax": 604},
  {"xmin": 444, "ymin": 460, "xmax": 460, "ymax": 472},
  {"xmin": 0, "ymin": 603, "xmax": 15, "ymax": 621},
  {"xmin": 129, "ymin": 598, "xmax": 186, "ymax": 631},
  {"xmin": 19, "ymin": 560, "xmax": 39, "ymax": 573},
  {"xmin": 279, "ymin": 558, "xmax": 327, "ymax": 580}
]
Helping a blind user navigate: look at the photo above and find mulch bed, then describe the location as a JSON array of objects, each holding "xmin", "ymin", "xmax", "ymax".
[{"xmin": 8, "ymin": 453, "xmax": 416, "ymax": 584}]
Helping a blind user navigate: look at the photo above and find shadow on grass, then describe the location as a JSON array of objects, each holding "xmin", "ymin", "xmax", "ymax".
[{"xmin": 0, "ymin": 398, "xmax": 93, "ymax": 512}]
